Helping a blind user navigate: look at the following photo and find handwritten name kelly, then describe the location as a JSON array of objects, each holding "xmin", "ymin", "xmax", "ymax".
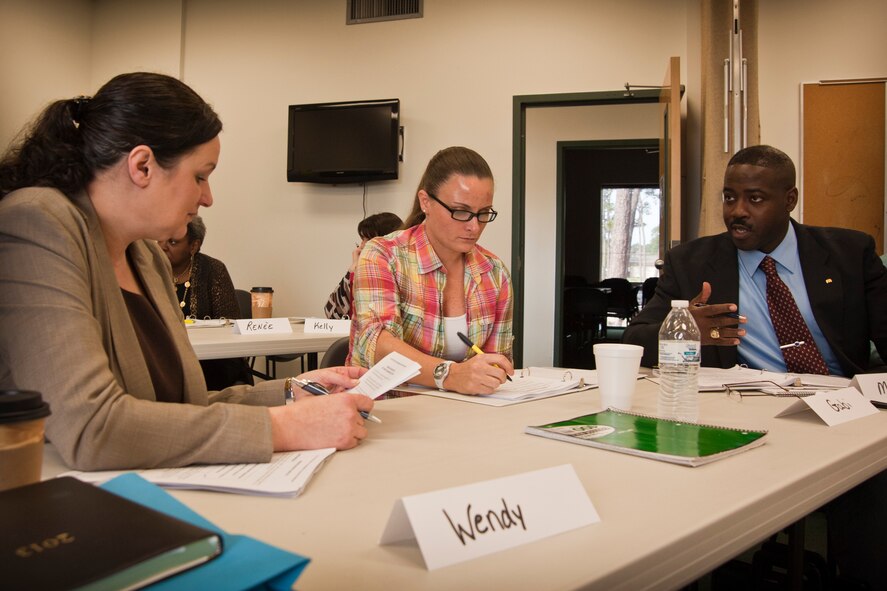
[{"xmin": 443, "ymin": 499, "xmax": 526, "ymax": 545}]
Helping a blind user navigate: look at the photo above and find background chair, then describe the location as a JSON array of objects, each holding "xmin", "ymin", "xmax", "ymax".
[
  {"xmin": 319, "ymin": 337, "xmax": 351, "ymax": 369},
  {"xmin": 562, "ymin": 286, "xmax": 609, "ymax": 368},
  {"xmin": 597, "ymin": 277, "xmax": 639, "ymax": 322},
  {"xmin": 641, "ymin": 276, "xmax": 658, "ymax": 308},
  {"xmin": 234, "ymin": 289, "xmax": 251, "ymax": 319},
  {"xmin": 235, "ymin": 288, "xmax": 305, "ymax": 379}
]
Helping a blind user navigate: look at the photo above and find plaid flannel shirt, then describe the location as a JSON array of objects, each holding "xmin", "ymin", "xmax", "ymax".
[{"xmin": 348, "ymin": 223, "xmax": 513, "ymax": 367}]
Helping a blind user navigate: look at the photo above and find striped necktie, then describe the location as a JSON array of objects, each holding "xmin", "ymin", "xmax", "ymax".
[{"xmin": 760, "ymin": 256, "xmax": 829, "ymax": 375}]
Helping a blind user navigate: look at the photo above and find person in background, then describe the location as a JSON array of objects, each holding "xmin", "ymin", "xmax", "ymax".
[
  {"xmin": 623, "ymin": 144, "xmax": 887, "ymax": 587},
  {"xmin": 348, "ymin": 146, "xmax": 514, "ymax": 394},
  {"xmin": 0, "ymin": 72, "xmax": 373, "ymax": 471},
  {"xmin": 324, "ymin": 211, "xmax": 402, "ymax": 319},
  {"xmin": 623, "ymin": 144, "xmax": 886, "ymax": 376},
  {"xmin": 160, "ymin": 215, "xmax": 253, "ymax": 390}
]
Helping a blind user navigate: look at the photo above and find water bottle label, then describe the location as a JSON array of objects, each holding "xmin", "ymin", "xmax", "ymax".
[{"xmin": 658, "ymin": 341, "xmax": 700, "ymax": 365}]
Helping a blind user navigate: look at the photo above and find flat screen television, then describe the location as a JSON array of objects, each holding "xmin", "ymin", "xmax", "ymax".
[{"xmin": 287, "ymin": 98, "xmax": 401, "ymax": 184}]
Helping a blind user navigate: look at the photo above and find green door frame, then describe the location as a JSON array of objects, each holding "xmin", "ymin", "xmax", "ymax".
[
  {"xmin": 511, "ymin": 90, "xmax": 661, "ymax": 368},
  {"xmin": 552, "ymin": 138, "xmax": 659, "ymax": 366}
]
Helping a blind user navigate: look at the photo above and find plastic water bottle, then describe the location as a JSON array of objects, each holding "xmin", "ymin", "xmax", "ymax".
[{"xmin": 657, "ymin": 300, "xmax": 700, "ymax": 422}]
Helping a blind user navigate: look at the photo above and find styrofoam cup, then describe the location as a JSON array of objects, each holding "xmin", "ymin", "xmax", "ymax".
[{"xmin": 593, "ymin": 343, "xmax": 643, "ymax": 411}]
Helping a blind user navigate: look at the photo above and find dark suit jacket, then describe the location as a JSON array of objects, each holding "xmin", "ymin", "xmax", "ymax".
[{"xmin": 623, "ymin": 221, "xmax": 887, "ymax": 377}]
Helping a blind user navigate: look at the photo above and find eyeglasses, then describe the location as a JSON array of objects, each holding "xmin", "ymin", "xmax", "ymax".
[
  {"xmin": 427, "ymin": 193, "xmax": 498, "ymax": 223},
  {"xmin": 724, "ymin": 380, "xmax": 818, "ymax": 401}
]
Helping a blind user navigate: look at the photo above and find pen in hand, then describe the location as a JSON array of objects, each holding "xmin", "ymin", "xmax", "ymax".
[
  {"xmin": 457, "ymin": 332, "xmax": 512, "ymax": 382},
  {"xmin": 291, "ymin": 378, "xmax": 382, "ymax": 424}
]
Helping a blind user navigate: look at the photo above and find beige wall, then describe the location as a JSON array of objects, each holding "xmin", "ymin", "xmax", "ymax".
[
  {"xmin": 2, "ymin": 0, "xmax": 884, "ymax": 365},
  {"xmin": 90, "ymin": 0, "xmax": 183, "ymax": 88},
  {"xmin": 758, "ymin": 0, "xmax": 887, "ymax": 170},
  {"xmin": 0, "ymin": 0, "xmax": 91, "ymax": 146},
  {"xmin": 174, "ymin": 0, "xmax": 690, "ymax": 330}
]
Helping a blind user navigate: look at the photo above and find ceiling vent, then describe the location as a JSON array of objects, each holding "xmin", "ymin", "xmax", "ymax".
[{"xmin": 347, "ymin": 0, "xmax": 423, "ymax": 24}]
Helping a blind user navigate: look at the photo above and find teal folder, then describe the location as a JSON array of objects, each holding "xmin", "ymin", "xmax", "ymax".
[
  {"xmin": 101, "ymin": 474, "xmax": 309, "ymax": 590},
  {"xmin": 525, "ymin": 409, "xmax": 767, "ymax": 466}
]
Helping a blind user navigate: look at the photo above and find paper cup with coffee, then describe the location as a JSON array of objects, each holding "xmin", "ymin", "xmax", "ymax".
[{"xmin": 0, "ymin": 390, "xmax": 51, "ymax": 492}]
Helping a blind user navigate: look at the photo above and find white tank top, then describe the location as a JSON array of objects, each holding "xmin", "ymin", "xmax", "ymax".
[{"xmin": 442, "ymin": 314, "xmax": 469, "ymax": 361}]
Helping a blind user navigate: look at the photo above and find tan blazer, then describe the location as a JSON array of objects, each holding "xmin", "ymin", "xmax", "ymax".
[{"xmin": 0, "ymin": 188, "xmax": 282, "ymax": 470}]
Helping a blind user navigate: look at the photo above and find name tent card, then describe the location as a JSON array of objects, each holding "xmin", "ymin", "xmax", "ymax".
[
  {"xmin": 776, "ymin": 387, "xmax": 879, "ymax": 426},
  {"xmin": 850, "ymin": 372, "xmax": 887, "ymax": 408},
  {"xmin": 379, "ymin": 464, "xmax": 599, "ymax": 570},
  {"xmin": 304, "ymin": 317, "xmax": 351, "ymax": 334},
  {"xmin": 232, "ymin": 318, "xmax": 292, "ymax": 334}
]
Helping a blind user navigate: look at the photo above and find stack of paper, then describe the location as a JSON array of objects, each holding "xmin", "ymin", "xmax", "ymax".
[
  {"xmin": 62, "ymin": 449, "xmax": 335, "ymax": 497},
  {"xmin": 395, "ymin": 367, "xmax": 593, "ymax": 406},
  {"xmin": 648, "ymin": 365, "xmax": 850, "ymax": 394},
  {"xmin": 483, "ymin": 373, "xmax": 584, "ymax": 401}
]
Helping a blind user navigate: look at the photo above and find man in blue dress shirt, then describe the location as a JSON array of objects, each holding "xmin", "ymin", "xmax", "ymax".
[
  {"xmin": 624, "ymin": 145, "xmax": 887, "ymax": 587},
  {"xmin": 625, "ymin": 145, "xmax": 886, "ymax": 376}
]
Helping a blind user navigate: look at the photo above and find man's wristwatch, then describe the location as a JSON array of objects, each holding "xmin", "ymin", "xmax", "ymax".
[{"xmin": 433, "ymin": 361, "xmax": 454, "ymax": 390}]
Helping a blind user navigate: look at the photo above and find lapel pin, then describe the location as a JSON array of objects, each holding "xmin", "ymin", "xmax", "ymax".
[{"xmin": 825, "ymin": 278, "xmax": 833, "ymax": 284}]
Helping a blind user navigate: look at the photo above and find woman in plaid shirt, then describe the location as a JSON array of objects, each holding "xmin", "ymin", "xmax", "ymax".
[{"xmin": 348, "ymin": 147, "xmax": 514, "ymax": 394}]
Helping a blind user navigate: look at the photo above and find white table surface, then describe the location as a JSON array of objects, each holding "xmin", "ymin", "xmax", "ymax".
[
  {"xmin": 186, "ymin": 323, "xmax": 343, "ymax": 361},
  {"xmin": 42, "ymin": 379, "xmax": 887, "ymax": 590}
]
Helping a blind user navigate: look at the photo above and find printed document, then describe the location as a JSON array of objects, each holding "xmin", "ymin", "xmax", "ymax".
[{"xmin": 62, "ymin": 449, "xmax": 335, "ymax": 497}]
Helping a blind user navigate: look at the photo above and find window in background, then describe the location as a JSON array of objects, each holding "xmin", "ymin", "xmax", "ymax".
[{"xmin": 601, "ymin": 186, "xmax": 661, "ymax": 282}]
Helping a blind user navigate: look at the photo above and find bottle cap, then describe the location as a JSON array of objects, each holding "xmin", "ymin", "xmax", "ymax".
[
  {"xmin": 672, "ymin": 299, "xmax": 689, "ymax": 308},
  {"xmin": 250, "ymin": 287, "xmax": 274, "ymax": 293}
]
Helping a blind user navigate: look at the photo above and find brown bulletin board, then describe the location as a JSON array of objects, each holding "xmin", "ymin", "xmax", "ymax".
[{"xmin": 802, "ymin": 81, "xmax": 885, "ymax": 253}]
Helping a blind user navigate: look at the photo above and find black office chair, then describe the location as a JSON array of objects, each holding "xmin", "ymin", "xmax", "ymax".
[
  {"xmin": 597, "ymin": 277, "xmax": 639, "ymax": 321},
  {"xmin": 234, "ymin": 289, "xmax": 251, "ymax": 319},
  {"xmin": 319, "ymin": 337, "xmax": 351, "ymax": 369},
  {"xmin": 235, "ymin": 288, "xmax": 305, "ymax": 379},
  {"xmin": 641, "ymin": 277, "xmax": 658, "ymax": 308},
  {"xmin": 563, "ymin": 286, "xmax": 608, "ymax": 344}
]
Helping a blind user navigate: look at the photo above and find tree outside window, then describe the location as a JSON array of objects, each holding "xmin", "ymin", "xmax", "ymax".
[{"xmin": 601, "ymin": 186, "xmax": 660, "ymax": 282}]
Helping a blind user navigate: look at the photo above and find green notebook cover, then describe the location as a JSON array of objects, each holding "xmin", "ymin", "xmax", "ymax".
[{"xmin": 525, "ymin": 409, "xmax": 767, "ymax": 466}]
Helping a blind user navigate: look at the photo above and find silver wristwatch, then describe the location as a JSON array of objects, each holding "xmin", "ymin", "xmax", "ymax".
[{"xmin": 433, "ymin": 360, "xmax": 454, "ymax": 390}]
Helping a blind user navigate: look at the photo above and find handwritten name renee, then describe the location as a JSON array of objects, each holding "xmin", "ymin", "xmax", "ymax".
[
  {"xmin": 244, "ymin": 320, "xmax": 274, "ymax": 331},
  {"xmin": 443, "ymin": 498, "xmax": 526, "ymax": 545}
]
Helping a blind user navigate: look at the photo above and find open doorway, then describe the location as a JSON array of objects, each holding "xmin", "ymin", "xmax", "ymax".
[
  {"xmin": 512, "ymin": 64, "xmax": 683, "ymax": 368},
  {"xmin": 555, "ymin": 142, "xmax": 660, "ymax": 368}
]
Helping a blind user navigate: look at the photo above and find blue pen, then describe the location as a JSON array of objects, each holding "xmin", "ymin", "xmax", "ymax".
[{"xmin": 292, "ymin": 378, "xmax": 382, "ymax": 424}]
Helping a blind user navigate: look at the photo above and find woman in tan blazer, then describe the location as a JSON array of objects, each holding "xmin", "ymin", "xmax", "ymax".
[{"xmin": 0, "ymin": 72, "xmax": 373, "ymax": 470}]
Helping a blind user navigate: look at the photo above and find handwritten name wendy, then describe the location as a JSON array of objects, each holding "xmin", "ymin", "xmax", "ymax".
[{"xmin": 443, "ymin": 498, "xmax": 527, "ymax": 545}]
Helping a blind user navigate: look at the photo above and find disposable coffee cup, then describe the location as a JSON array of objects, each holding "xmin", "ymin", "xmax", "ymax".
[
  {"xmin": 593, "ymin": 343, "xmax": 644, "ymax": 411},
  {"xmin": 250, "ymin": 286, "xmax": 274, "ymax": 319},
  {"xmin": 0, "ymin": 390, "xmax": 51, "ymax": 492}
]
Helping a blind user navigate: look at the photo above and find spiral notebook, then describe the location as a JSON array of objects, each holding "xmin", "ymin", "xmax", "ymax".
[{"xmin": 525, "ymin": 408, "xmax": 767, "ymax": 466}]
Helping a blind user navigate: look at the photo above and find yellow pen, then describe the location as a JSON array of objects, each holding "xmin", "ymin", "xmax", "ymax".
[{"xmin": 457, "ymin": 332, "xmax": 512, "ymax": 381}]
